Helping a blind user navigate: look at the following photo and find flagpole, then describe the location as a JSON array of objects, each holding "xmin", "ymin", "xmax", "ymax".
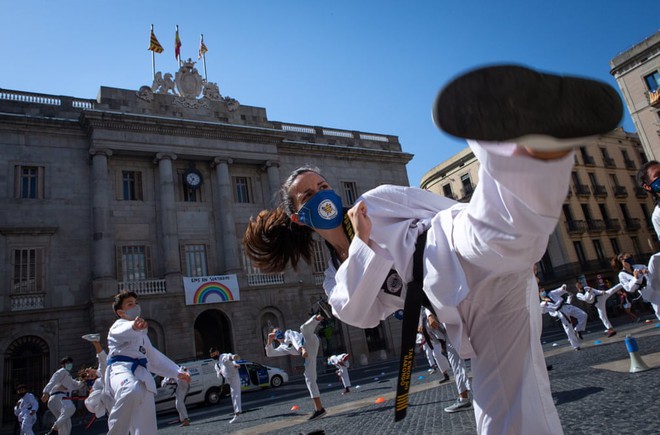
[
  {"xmin": 151, "ymin": 24, "xmax": 156, "ymax": 79},
  {"xmin": 201, "ymin": 34, "xmax": 208, "ymax": 81}
]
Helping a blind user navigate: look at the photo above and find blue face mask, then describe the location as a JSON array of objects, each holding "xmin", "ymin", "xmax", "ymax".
[
  {"xmin": 624, "ymin": 257, "xmax": 635, "ymax": 266},
  {"xmin": 540, "ymin": 291, "xmax": 547, "ymax": 298},
  {"xmin": 275, "ymin": 330, "xmax": 285, "ymax": 341},
  {"xmin": 296, "ymin": 190, "xmax": 343, "ymax": 230},
  {"xmin": 650, "ymin": 177, "xmax": 660, "ymax": 193}
]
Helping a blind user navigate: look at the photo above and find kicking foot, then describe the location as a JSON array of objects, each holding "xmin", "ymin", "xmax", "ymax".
[
  {"xmin": 433, "ymin": 65, "xmax": 623, "ymax": 149},
  {"xmin": 82, "ymin": 333, "xmax": 101, "ymax": 342}
]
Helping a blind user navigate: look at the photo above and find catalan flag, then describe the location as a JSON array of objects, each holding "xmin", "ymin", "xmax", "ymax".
[
  {"xmin": 175, "ymin": 26, "xmax": 182, "ymax": 60},
  {"xmin": 198, "ymin": 35, "xmax": 208, "ymax": 60},
  {"xmin": 148, "ymin": 27, "xmax": 164, "ymax": 53}
]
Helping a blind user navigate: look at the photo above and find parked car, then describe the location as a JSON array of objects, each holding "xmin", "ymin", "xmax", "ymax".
[{"xmin": 155, "ymin": 358, "xmax": 288, "ymax": 413}]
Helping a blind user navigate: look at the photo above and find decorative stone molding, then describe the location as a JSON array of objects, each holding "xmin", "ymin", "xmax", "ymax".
[
  {"xmin": 211, "ymin": 157, "xmax": 234, "ymax": 168},
  {"xmin": 89, "ymin": 149, "xmax": 113, "ymax": 158},
  {"xmin": 153, "ymin": 152, "xmax": 178, "ymax": 164}
]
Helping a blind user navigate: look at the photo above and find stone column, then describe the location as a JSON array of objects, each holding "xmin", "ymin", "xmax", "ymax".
[
  {"xmin": 212, "ymin": 157, "xmax": 240, "ymax": 273},
  {"xmin": 90, "ymin": 149, "xmax": 114, "ymax": 280},
  {"xmin": 264, "ymin": 160, "xmax": 281, "ymax": 207},
  {"xmin": 154, "ymin": 153, "xmax": 180, "ymax": 275}
]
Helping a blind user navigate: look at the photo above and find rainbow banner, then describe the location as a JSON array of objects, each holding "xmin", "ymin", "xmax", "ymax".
[{"xmin": 183, "ymin": 274, "xmax": 240, "ymax": 305}]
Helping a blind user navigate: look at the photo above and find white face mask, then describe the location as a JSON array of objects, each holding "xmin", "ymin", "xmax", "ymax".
[{"xmin": 123, "ymin": 305, "xmax": 141, "ymax": 321}]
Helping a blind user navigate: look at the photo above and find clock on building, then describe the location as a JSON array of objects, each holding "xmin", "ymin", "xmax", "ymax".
[{"xmin": 183, "ymin": 169, "xmax": 203, "ymax": 189}]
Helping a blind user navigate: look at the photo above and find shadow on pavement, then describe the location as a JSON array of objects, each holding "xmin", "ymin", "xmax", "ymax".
[{"xmin": 553, "ymin": 386, "xmax": 603, "ymax": 405}]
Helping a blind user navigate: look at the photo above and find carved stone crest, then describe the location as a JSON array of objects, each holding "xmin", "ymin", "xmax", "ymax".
[{"xmin": 175, "ymin": 60, "xmax": 203, "ymax": 98}]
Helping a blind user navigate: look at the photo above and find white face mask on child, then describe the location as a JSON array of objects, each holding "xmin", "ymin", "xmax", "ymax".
[{"xmin": 123, "ymin": 305, "xmax": 141, "ymax": 320}]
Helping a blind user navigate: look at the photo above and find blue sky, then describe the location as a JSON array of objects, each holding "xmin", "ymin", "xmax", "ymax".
[{"xmin": 1, "ymin": 1, "xmax": 658, "ymax": 186}]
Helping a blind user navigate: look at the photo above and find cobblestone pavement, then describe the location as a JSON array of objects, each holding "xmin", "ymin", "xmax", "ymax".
[{"xmin": 21, "ymin": 315, "xmax": 659, "ymax": 435}]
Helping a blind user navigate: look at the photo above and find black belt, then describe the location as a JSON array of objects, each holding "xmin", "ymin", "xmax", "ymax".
[{"xmin": 394, "ymin": 231, "xmax": 427, "ymax": 422}]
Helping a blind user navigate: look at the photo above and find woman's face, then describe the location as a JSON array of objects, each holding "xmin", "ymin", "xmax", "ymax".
[{"xmin": 289, "ymin": 171, "xmax": 332, "ymax": 210}]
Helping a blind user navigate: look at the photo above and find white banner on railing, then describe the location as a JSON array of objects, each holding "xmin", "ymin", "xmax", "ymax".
[{"xmin": 183, "ymin": 274, "xmax": 240, "ymax": 305}]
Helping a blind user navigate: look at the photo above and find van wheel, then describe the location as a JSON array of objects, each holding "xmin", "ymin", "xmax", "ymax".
[
  {"xmin": 270, "ymin": 375, "xmax": 283, "ymax": 388},
  {"xmin": 205, "ymin": 387, "xmax": 222, "ymax": 405}
]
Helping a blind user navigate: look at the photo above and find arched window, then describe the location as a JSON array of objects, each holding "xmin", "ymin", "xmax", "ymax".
[
  {"xmin": 3, "ymin": 335, "xmax": 49, "ymax": 424},
  {"xmin": 194, "ymin": 310, "xmax": 232, "ymax": 359}
]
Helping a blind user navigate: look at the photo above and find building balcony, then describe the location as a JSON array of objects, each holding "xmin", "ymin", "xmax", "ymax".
[
  {"xmin": 624, "ymin": 159, "xmax": 636, "ymax": 170},
  {"xmin": 574, "ymin": 184, "xmax": 591, "ymax": 197},
  {"xmin": 586, "ymin": 219, "xmax": 605, "ymax": 233},
  {"xmin": 634, "ymin": 187, "xmax": 649, "ymax": 199},
  {"xmin": 592, "ymin": 185, "xmax": 607, "ymax": 198},
  {"xmin": 604, "ymin": 218, "xmax": 622, "ymax": 233},
  {"xmin": 603, "ymin": 157, "xmax": 616, "ymax": 168},
  {"xmin": 624, "ymin": 218, "xmax": 641, "ymax": 232},
  {"xmin": 10, "ymin": 293, "xmax": 45, "ymax": 311},
  {"xmin": 613, "ymin": 185, "xmax": 628, "ymax": 198},
  {"xmin": 461, "ymin": 184, "xmax": 475, "ymax": 201},
  {"xmin": 565, "ymin": 219, "xmax": 586, "ymax": 235},
  {"xmin": 118, "ymin": 279, "xmax": 167, "ymax": 295},
  {"xmin": 247, "ymin": 273, "xmax": 285, "ymax": 286}
]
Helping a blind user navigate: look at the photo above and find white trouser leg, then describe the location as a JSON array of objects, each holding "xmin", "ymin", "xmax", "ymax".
[
  {"xmin": 227, "ymin": 375, "xmax": 242, "ymax": 413},
  {"xmin": 48, "ymin": 395, "xmax": 74, "ymax": 435},
  {"xmin": 108, "ymin": 367, "xmax": 157, "ymax": 435},
  {"xmin": 459, "ymin": 277, "xmax": 563, "ymax": 435},
  {"xmin": 562, "ymin": 305, "xmax": 587, "ymax": 332},
  {"xmin": 423, "ymin": 344, "xmax": 435, "ymax": 367},
  {"xmin": 446, "ymin": 339, "xmax": 471, "ymax": 395},
  {"xmin": 594, "ymin": 301, "xmax": 613, "ymax": 330},
  {"xmin": 20, "ymin": 413, "xmax": 36, "ymax": 435},
  {"xmin": 338, "ymin": 367, "xmax": 351, "ymax": 388},
  {"xmin": 430, "ymin": 341, "xmax": 451, "ymax": 373},
  {"xmin": 300, "ymin": 317, "xmax": 321, "ymax": 398},
  {"xmin": 175, "ymin": 384, "xmax": 189, "ymax": 421}
]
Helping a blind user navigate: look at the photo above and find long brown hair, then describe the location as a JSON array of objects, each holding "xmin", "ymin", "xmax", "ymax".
[{"xmin": 242, "ymin": 166, "xmax": 322, "ymax": 273}]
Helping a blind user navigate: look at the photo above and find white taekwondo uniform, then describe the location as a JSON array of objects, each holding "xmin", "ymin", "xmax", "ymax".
[
  {"xmin": 576, "ymin": 284, "xmax": 622, "ymax": 331},
  {"xmin": 265, "ymin": 315, "xmax": 321, "ymax": 398},
  {"xmin": 644, "ymin": 254, "xmax": 660, "ymax": 320},
  {"xmin": 323, "ymin": 140, "xmax": 569, "ymax": 434},
  {"xmin": 42, "ymin": 367, "xmax": 84, "ymax": 435},
  {"xmin": 547, "ymin": 285, "xmax": 587, "ymax": 334},
  {"xmin": 327, "ymin": 353, "xmax": 351, "ymax": 389},
  {"xmin": 216, "ymin": 353, "xmax": 242, "ymax": 415},
  {"xmin": 419, "ymin": 312, "xmax": 451, "ymax": 374},
  {"xmin": 84, "ymin": 350, "xmax": 113, "ymax": 418},
  {"xmin": 161, "ymin": 372, "xmax": 190, "ymax": 422},
  {"xmin": 105, "ymin": 318, "xmax": 183, "ymax": 435},
  {"xmin": 14, "ymin": 391, "xmax": 38, "ymax": 435},
  {"xmin": 541, "ymin": 298, "xmax": 581, "ymax": 350}
]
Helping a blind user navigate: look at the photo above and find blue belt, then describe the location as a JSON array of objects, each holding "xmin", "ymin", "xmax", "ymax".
[{"xmin": 107, "ymin": 355, "xmax": 148, "ymax": 374}]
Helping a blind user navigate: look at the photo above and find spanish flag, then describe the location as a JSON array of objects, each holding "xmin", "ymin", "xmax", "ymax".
[
  {"xmin": 175, "ymin": 26, "xmax": 182, "ymax": 60},
  {"xmin": 198, "ymin": 35, "xmax": 208, "ymax": 60},
  {"xmin": 148, "ymin": 27, "xmax": 164, "ymax": 53}
]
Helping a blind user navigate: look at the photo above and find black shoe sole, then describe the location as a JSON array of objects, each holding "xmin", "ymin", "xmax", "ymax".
[{"xmin": 433, "ymin": 64, "xmax": 623, "ymax": 142}]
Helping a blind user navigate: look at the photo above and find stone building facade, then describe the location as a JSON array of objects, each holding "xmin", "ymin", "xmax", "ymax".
[
  {"xmin": 610, "ymin": 29, "xmax": 660, "ymax": 161},
  {"xmin": 420, "ymin": 130, "xmax": 659, "ymax": 317},
  {"xmin": 0, "ymin": 63, "xmax": 412, "ymax": 423}
]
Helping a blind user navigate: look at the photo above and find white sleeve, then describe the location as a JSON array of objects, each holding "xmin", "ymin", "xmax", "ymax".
[
  {"xmin": 652, "ymin": 206, "xmax": 660, "ymax": 241},
  {"xmin": 576, "ymin": 292, "xmax": 587, "ymax": 302},
  {"xmin": 265, "ymin": 343, "xmax": 297, "ymax": 357},
  {"xmin": 144, "ymin": 340, "xmax": 181, "ymax": 379},
  {"xmin": 324, "ymin": 237, "xmax": 398, "ymax": 328},
  {"xmin": 43, "ymin": 370, "xmax": 66, "ymax": 394}
]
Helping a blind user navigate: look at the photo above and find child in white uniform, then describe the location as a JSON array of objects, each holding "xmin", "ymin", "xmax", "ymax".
[
  {"xmin": 41, "ymin": 356, "xmax": 84, "ymax": 435},
  {"xmin": 265, "ymin": 314, "xmax": 326, "ymax": 420},
  {"xmin": 540, "ymin": 289, "xmax": 581, "ymax": 350},
  {"xmin": 547, "ymin": 284, "xmax": 588, "ymax": 339},
  {"xmin": 81, "ymin": 333, "xmax": 114, "ymax": 420},
  {"xmin": 327, "ymin": 353, "xmax": 352, "ymax": 394},
  {"xmin": 161, "ymin": 367, "xmax": 191, "ymax": 426},
  {"xmin": 244, "ymin": 64, "xmax": 623, "ymax": 434},
  {"xmin": 211, "ymin": 348, "xmax": 242, "ymax": 423},
  {"xmin": 14, "ymin": 384, "xmax": 38, "ymax": 435},
  {"xmin": 105, "ymin": 291, "xmax": 191, "ymax": 434},
  {"xmin": 575, "ymin": 281, "xmax": 622, "ymax": 336},
  {"xmin": 613, "ymin": 253, "xmax": 660, "ymax": 320}
]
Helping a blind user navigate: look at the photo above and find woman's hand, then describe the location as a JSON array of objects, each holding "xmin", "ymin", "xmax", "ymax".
[{"xmin": 347, "ymin": 200, "xmax": 371, "ymax": 244}]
